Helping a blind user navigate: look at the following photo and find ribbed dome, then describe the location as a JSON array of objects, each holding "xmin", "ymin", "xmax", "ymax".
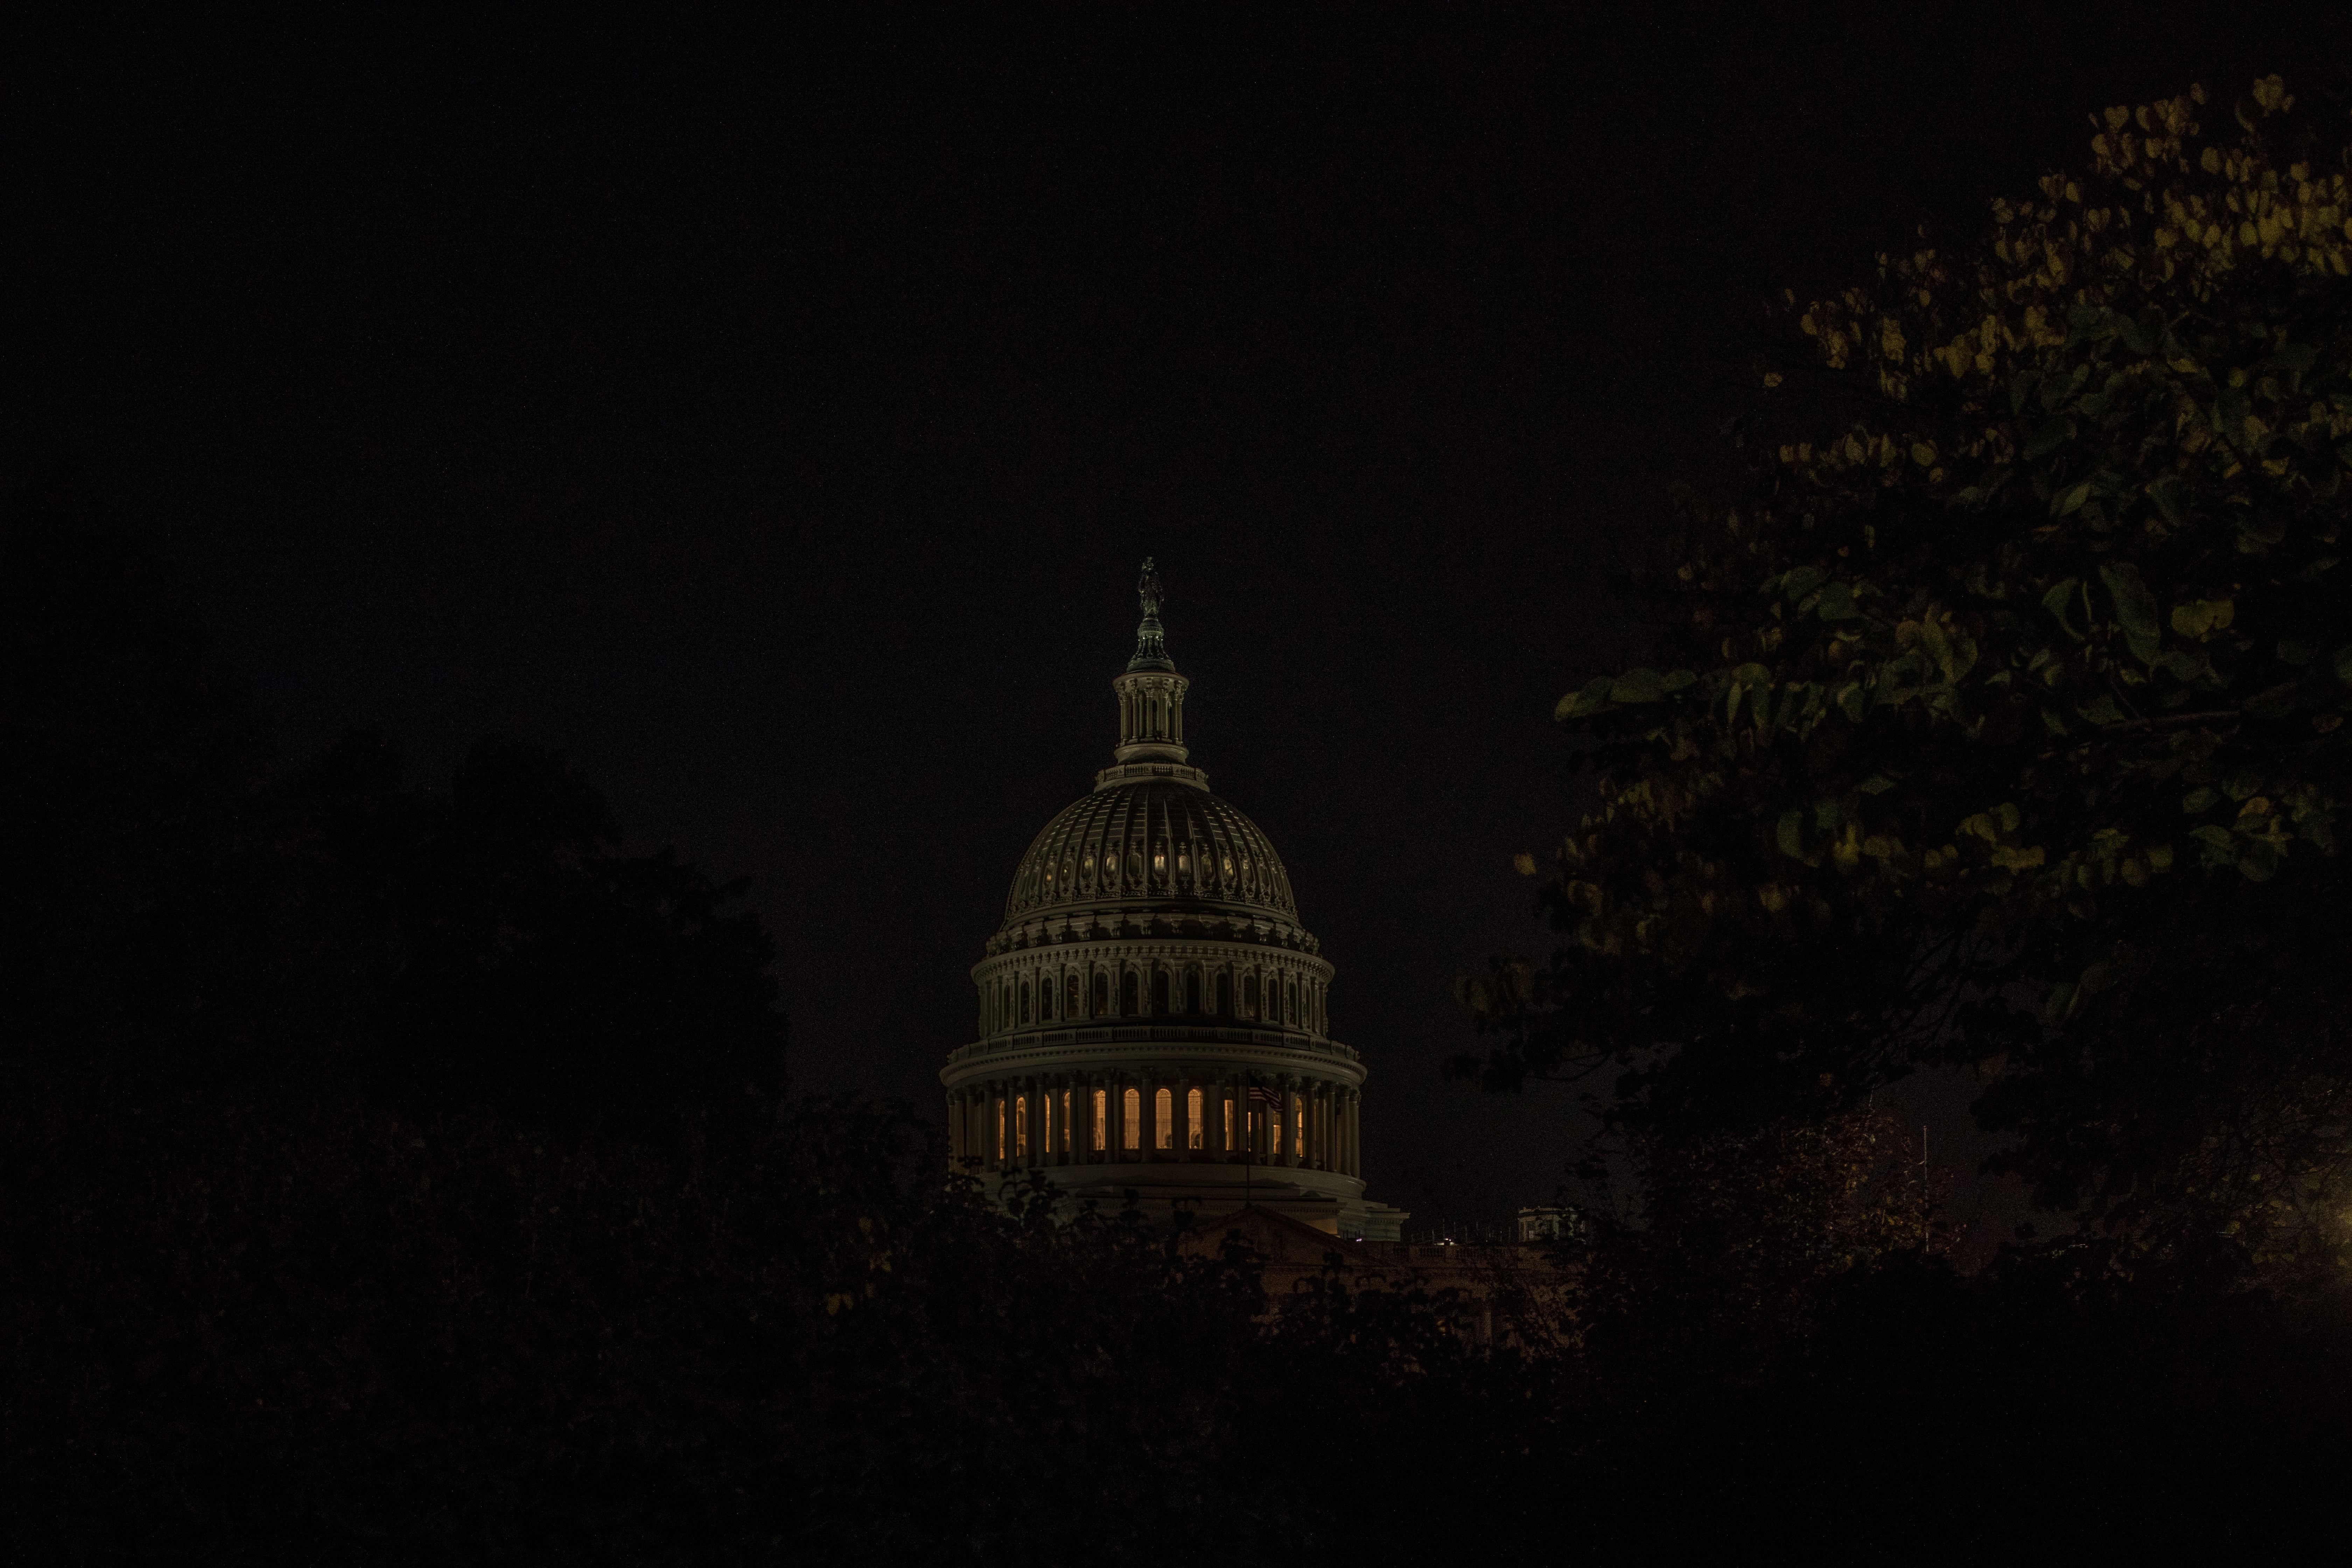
[{"xmin": 1004, "ymin": 778, "xmax": 1295, "ymax": 923}]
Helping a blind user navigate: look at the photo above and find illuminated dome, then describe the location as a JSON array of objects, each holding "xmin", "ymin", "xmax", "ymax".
[
  {"xmin": 1001, "ymin": 783, "xmax": 1300, "ymax": 930},
  {"xmin": 940, "ymin": 560, "xmax": 1408, "ymax": 1240}
]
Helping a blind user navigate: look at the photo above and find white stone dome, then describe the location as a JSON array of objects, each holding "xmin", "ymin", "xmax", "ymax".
[
  {"xmin": 938, "ymin": 558, "xmax": 1408, "ymax": 1241},
  {"xmin": 1003, "ymin": 778, "xmax": 1297, "ymax": 927}
]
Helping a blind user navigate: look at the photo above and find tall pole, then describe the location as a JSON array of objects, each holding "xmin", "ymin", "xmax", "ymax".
[{"xmin": 1243, "ymin": 1071, "xmax": 1252, "ymax": 1210}]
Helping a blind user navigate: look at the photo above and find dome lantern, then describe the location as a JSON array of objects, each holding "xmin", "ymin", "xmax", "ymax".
[{"xmin": 1110, "ymin": 556, "xmax": 1191, "ymax": 771}]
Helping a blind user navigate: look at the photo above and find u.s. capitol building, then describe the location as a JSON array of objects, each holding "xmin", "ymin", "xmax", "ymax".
[{"xmin": 941, "ymin": 561, "xmax": 1408, "ymax": 1239}]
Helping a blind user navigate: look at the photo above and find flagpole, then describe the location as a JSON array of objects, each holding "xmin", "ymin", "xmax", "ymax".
[{"xmin": 1243, "ymin": 1071, "xmax": 1252, "ymax": 1211}]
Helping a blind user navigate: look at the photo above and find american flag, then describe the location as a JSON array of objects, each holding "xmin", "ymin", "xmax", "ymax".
[{"xmin": 1247, "ymin": 1085, "xmax": 1282, "ymax": 1105}]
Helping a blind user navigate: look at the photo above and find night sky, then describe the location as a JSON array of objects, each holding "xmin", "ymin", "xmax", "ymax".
[{"xmin": 9, "ymin": 5, "xmax": 2346, "ymax": 1234}]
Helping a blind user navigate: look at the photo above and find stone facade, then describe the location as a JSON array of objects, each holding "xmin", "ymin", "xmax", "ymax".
[{"xmin": 941, "ymin": 561, "xmax": 1409, "ymax": 1239}]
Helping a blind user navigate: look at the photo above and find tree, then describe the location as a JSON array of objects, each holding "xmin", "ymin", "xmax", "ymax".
[
  {"xmin": 1458, "ymin": 77, "xmax": 2352, "ymax": 1274},
  {"xmin": 285, "ymin": 729, "xmax": 790, "ymax": 1124},
  {"xmin": 0, "ymin": 469, "xmax": 270, "ymax": 1078}
]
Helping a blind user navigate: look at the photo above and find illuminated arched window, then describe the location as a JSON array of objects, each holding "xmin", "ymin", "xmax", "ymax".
[
  {"xmin": 1187, "ymin": 1087, "xmax": 1204, "ymax": 1149},
  {"xmin": 1122, "ymin": 971, "xmax": 1140, "ymax": 1016},
  {"xmin": 1154, "ymin": 1088, "xmax": 1173, "ymax": 1150},
  {"xmin": 1123, "ymin": 1087, "xmax": 1141, "ymax": 1150}
]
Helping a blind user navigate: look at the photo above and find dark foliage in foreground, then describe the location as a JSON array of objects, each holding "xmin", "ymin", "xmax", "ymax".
[{"xmin": 7, "ymin": 469, "xmax": 2351, "ymax": 1561}]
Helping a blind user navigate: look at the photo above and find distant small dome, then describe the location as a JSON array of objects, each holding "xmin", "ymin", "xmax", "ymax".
[{"xmin": 1005, "ymin": 777, "xmax": 1294, "ymax": 924}]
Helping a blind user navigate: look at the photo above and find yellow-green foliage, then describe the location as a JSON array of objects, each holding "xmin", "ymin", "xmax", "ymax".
[{"xmin": 1468, "ymin": 79, "xmax": 2352, "ymax": 1273}]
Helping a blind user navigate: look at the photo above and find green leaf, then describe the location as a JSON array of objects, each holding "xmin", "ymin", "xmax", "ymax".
[
  {"xmin": 1856, "ymin": 774, "xmax": 1896, "ymax": 795},
  {"xmin": 1661, "ymin": 669, "xmax": 1699, "ymax": 693},
  {"xmin": 2169, "ymin": 599, "xmax": 2234, "ymax": 638},
  {"xmin": 1816, "ymin": 581, "xmax": 1860, "ymax": 620},
  {"xmin": 2146, "ymin": 472, "xmax": 2187, "ymax": 527},
  {"xmin": 2042, "ymin": 578, "xmax": 2085, "ymax": 639},
  {"xmin": 2333, "ymin": 645, "xmax": 2352, "ymax": 685},
  {"xmin": 2181, "ymin": 786, "xmax": 2219, "ymax": 813},
  {"xmin": 1555, "ymin": 676, "xmax": 1615, "ymax": 721},
  {"xmin": 1834, "ymin": 682, "xmax": 1867, "ymax": 722},
  {"xmin": 2099, "ymin": 562, "xmax": 2160, "ymax": 639},
  {"xmin": 2078, "ymin": 695, "xmax": 2124, "ymax": 725},
  {"xmin": 2242, "ymin": 682, "xmax": 2300, "ymax": 719},
  {"xmin": 1780, "ymin": 566, "xmax": 1826, "ymax": 600},
  {"xmin": 1610, "ymin": 668, "xmax": 1670, "ymax": 704},
  {"xmin": 1776, "ymin": 810, "xmax": 1807, "ymax": 860}
]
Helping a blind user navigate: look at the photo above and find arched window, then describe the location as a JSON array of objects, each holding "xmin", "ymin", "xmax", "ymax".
[
  {"xmin": 1285, "ymin": 979, "xmax": 1296, "ymax": 1024},
  {"xmin": 1039, "ymin": 979, "xmax": 1055, "ymax": 1022},
  {"xmin": 1187, "ymin": 1087, "xmax": 1204, "ymax": 1150},
  {"xmin": 1152, "ymin": 842, "xmax": 1166, "ymax": 875},
  {"xmin": 1183, "ymin": 969, "xmax": 1200, "ymax": 1014},
  {"xmin": 1154, "ymin": 1088, "xmax": 1172, "ymax": 1150},
  {"xmin": 1243, "ymin": 974, "xmax": 1259, "ymax": 1018},
  {"xmin": 1216, "ymin": 972, "xmax": 1232, "ymax": 1016},
  {"xmin": 1092, "ymin": 973, "xmax": 1110, "ymax": 1017},
  {"xmin": 1122, "ymin": 971, "xmax": 1140, "ymax": 1016},
  {"xmin": 1021, "ymin": 981, "xmax": 1033, "ymax": 1023},
  {"xmin": 1067, "ymin": 974, "xmax": 1082, "ymax": 1017},
  {"xmin": 1152, "ymin": 970, "xmax": 1170, "ymax": 1014},
  {"xmin": 1122, "ymin": 1088, "xmax": 1141, "ymax": 1150}
]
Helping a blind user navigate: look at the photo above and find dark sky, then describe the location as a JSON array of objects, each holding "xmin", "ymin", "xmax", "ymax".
[{"xmin": 8, "ymin": 5, "xmax": 2347, "ymax": 1235}]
